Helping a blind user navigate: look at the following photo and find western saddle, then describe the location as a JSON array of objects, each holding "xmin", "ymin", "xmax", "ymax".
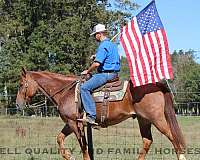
[{"xmin": 76, "ymin": 75, "xmax": 128, "ymax": 127}]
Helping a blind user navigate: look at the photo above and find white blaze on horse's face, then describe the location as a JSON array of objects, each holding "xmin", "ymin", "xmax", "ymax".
[{"xmin": 16, "ymin": 72, "xmax": 38, "ymax": 109}]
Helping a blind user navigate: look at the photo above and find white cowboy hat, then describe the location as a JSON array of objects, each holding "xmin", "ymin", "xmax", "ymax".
[{"xmin": 90, "ymin": 24, "xmax": 107, "ymax": 36}]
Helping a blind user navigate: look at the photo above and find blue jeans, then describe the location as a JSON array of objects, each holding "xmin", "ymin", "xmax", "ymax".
[{"xmin": 80, "ymin": 73, "xmax": 118, "ymax": 119}]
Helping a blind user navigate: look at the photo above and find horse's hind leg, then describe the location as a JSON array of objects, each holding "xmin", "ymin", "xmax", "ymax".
[
  {"xmin": 57, "ymin": 124, "xmax": 73, "ymax": 160},
  {"xmin": 137, "ymin": 116, "xmax": 153, "ymax": 160},
  {"xmin": 153, "ymin": 117, "xmax": 186, "ymax": 160}
]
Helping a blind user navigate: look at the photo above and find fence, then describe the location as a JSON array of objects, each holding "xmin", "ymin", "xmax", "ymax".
[
  {"xmin": 0, "ymin": 91, "xmax": 200, "ymax": 160},
  {"xmin": 1, "ymin": 90, "xmax": 200, "ymax": 116},
  {"xmin": 176, "ymin": 102, "xmax": 200, "ymax": 116},
  {"xmin": 1, "ymin": 102, "xmax": 200, "ymax": 117},
  {"xmin": 0, "ymin": 106, "xmax": 59, "ymax": 117},
  {"xmin": 0, "ymin": 116, "xmax": 199, "ymax": 160}
]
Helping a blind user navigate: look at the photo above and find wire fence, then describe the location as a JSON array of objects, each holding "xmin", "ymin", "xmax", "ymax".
[
  {"xmin": 0, "ymin": 116, "xmax": 199, "ymax": 160},
  {"xmin": 0, "ymin": 93, "xmax": 200, "ymax": 160},
  {"xmin": 0, "ymin": 94, "xmax": 200, "ymax": 117},
  {"xmin": 1, "ymin": 102, "xmax": 200, "ymax": 117}
]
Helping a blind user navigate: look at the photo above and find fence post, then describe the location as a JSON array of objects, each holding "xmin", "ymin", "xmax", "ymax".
[
  {"xmin": 5, "ymin": 107, "xmax": 7, "ymax": 116},
  {"xmin": 45, "ymin": 97, "xmax": 47, "ymax": 117},
  {"xmin": 40, "ymin": 109, "xmax": 42, "ymax": 117}
]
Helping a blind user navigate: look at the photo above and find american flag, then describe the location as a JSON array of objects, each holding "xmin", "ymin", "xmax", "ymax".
[{"xmin": 120, "ymin": 0, "xmax": 173, "ymax": 87}]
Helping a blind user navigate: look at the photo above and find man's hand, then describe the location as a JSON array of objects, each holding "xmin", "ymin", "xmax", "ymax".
[
  {"xmin": 81, "ymin": 70, "xmax": 88, "ymax": 75},
  {"xmin": 81, "ymin": 62, "xmax": 100, "ymax": 75}
]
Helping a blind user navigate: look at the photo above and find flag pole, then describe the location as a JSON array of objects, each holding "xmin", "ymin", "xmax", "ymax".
[{"xmin": 110, "ymin": 32, "xmax": 120, "ymax": 42}]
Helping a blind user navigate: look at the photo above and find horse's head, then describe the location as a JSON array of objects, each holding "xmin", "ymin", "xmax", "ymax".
[{"xmin": 16, "ymin": 68, "xmax": 39, "ymax": 110}]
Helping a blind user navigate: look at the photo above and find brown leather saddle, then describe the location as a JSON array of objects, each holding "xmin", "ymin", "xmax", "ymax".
[
  {"xmin": 76, "ymin": 75, "xmax": 128, "ymax": 127},
  {"xmin": 93, "ymin": 77, "xmax": 123, "ymax": 92}
]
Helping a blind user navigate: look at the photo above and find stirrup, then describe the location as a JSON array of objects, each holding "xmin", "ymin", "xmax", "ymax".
[
  {"xmin": 77, "ymin": 118, "xmax": 87, "ymax": 126},
  {"xmin": 77, "ymin": 118, "xmax": 100, "ymax": 130},
  {"xmin": 77, "ymin": 112, "xmax": 87, "ymax": 125},
  {"xmin": 77, "ymin": 118, "xmax": 99, "ymax": 126}
]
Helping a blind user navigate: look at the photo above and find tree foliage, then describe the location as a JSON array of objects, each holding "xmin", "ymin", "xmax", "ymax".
[
  {"xmin": 0, "ymin": 0, "xmax": 137, "ymax": 108},
  {"xmin": 1, "ymin": 0, "xmax": 200, "ymax": 110},
  {"xmin": 171, "ymin": 50, "xmax": 200, "ymax": 102}
]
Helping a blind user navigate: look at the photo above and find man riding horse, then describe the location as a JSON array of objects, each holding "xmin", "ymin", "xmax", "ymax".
[{"xmin": 80, "ymin": 24, "xmax": 121, "ymax": 125}]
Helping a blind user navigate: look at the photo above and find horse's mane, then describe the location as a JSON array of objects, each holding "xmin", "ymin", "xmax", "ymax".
[{"xmin": 28, "ymin": 71, "xmax": 79, "ymax": 83}]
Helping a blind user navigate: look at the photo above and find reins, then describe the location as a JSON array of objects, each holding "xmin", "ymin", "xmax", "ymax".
[
  {"xmin": 50, "ymin": 80, "xmax": 78, "ymax": 98},
  {"xmin": 35, "ymin": 78, "xmax": 79, "ymax": 106}
]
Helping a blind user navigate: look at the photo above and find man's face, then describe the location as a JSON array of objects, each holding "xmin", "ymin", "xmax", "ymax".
[{"xmin": 94, "ymin": 32, "xmax": 101, "ymax": 42}]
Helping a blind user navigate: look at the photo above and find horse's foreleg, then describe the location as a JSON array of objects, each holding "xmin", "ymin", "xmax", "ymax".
[
  {"xmin": 70, "ymin": 121, "xmax": 90, "ymax": 160},
  {"xmin": 57, "ymin": 124, "xmax": 73, "ymax": 160},
  {"xmin": 80, "ymin": 127, "xmax": 91, "ymax": 160},
  {"xmin": 137, "ymin": 116, "xmax": 153, "ymax": 160}
]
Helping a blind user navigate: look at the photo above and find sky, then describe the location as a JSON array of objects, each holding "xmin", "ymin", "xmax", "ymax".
[{"xmin": 128, "ymin": 0, "xmax": 200, "ymax": 57}]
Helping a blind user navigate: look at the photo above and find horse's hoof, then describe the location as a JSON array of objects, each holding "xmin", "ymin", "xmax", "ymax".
[{"xmin": 179, "ymin": 154, "xmax": 186, "ymax": 160}]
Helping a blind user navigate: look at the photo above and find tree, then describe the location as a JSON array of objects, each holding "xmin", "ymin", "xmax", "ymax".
[
  {"xmin": 0, "ymin": 0, "xmax": 139, "ymax": 109},
  {"xmin": 171, "ymin": 50, "xmax": 200, "ymax": 103}
]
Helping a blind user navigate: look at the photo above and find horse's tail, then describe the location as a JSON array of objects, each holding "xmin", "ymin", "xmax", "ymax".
[{"xmin": 164, "ymin": 92, "xmax": 186, "ymax": 152}]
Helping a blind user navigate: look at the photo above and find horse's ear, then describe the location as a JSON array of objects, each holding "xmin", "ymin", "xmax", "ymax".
[{"xmin": 21, "ymin": 67, "xmax": 27, "ymax": 77}]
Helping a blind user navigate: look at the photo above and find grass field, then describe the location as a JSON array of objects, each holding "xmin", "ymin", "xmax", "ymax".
[{"xmin": 0, "ymin": 116, "xmax": 199, "ymax": 160}]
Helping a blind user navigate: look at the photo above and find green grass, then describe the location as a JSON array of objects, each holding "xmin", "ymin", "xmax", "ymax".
[{"xmin": 0, "ymin": 116, "xmax": 199, "ymax": 160}]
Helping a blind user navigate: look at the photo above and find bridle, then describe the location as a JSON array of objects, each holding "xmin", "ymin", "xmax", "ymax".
[
  {"xmin": 28, "ymin": 77, "xmax": 78, "ymax": 105},
  {"xmin": 17, "ymin": 79, "xmax": 33, "ymax": 112},
  {"xmin": 19, "ymin": 74, "xmax": 79, "ymax": 112},
  {"xmin": 21, "ymin": 79, "xmax": 29, "ymax": 102}
]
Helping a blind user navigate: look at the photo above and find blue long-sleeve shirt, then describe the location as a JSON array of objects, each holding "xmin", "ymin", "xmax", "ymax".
[{"xmin": 94, "ymin": 38, "xmax": 120, "ymax": 72}]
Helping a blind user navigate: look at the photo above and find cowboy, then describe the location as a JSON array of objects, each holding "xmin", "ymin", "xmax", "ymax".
[{"xmin": 80, "ymin": 24, "xmax": 120, "ymax": 125}]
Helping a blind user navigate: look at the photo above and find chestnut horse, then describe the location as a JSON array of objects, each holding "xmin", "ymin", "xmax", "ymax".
[{"xmin": 16, "ymin": 69, "xmax": 186, "ymax": 160}]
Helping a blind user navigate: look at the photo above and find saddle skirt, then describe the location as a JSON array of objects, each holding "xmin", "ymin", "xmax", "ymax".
[{"xmin": 75, "ymin": 80, "xmax": 129, "ymax": 103}]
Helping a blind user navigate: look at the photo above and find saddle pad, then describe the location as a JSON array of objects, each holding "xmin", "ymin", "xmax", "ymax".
[
  {"xmin": 75, "ymin": 81, "xmax": 129, "ymax": 103},
  {"xmin": 93, "ymin": 81, "xmax": 128, "ymax": 102}
]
